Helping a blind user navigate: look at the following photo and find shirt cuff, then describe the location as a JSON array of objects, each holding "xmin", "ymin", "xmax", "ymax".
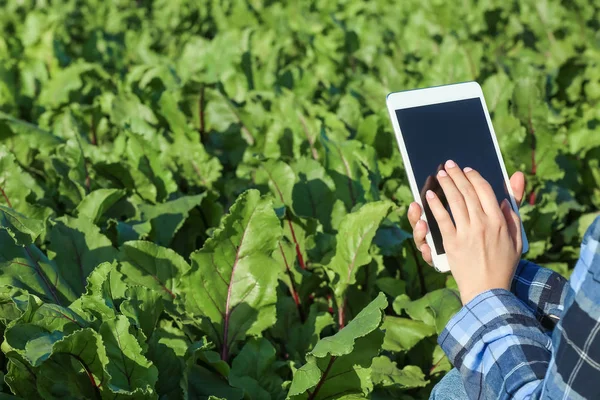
[
  {"xmin": 512, "ymin": 260, "xmax": 567, "ymax": 328},
  {"xmin": 438, "ymin": 289, "xmax": 542, "ymax": 369}
]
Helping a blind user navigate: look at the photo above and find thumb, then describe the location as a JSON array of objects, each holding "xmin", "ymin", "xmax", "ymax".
[
  {"xmin": 501, "ymin": 199, "xmax": 523, "ymax": 250},
  {"xmin": 509, "ymin": 171, "xmax": 525, "ymax": 206}
]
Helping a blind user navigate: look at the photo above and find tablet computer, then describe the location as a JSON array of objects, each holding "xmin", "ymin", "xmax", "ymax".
[{"xmin": 386, "ymin": 81, "xmax": 528, "ymax": 272}]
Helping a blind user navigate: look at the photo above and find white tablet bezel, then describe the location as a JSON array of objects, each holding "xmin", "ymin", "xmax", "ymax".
[{"xmin": 386, "ymin": 81, "xmax": 528, "ymax": 272}]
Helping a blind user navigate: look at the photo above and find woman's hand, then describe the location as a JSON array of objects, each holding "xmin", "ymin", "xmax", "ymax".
[
  {"xmin": 408, "ymin": 168, "xmax": 524, "ymax": 266},
  {"xmin": 408, "ymin": 161, "xmax": 524, "ymax": 304}
]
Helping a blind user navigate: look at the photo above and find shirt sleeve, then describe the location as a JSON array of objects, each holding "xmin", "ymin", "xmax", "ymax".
[
  {"xmin": 511, "ymin": 260, "xmax": 568, "ymax": 330},
  {"xmin": 438, "ymin": 216, "xmax": 600, "ymax": 400},
  {"xmin": 438, "ymin": 289, "xmax": 553, "ymax": 400}
]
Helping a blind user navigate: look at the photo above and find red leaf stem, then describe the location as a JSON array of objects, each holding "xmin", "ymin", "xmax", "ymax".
[
  {"xmin": 287, "ymin": 218, "xmax": 307, "ymax": 270},
  {"xmin": 338, "ymin": 230, "xmax": 369, "ymax": 329},
  {"xmin": 261, "ymin": 166, "xmax": 307, "ymax": 270},
  {"xmin": 0, "ymin": 185, "xmax": 13, "ymax": 208},
  {"xmin": 279, "ymin": 242, "xmax": 305, "ymax": 323},
  {"xmin": 308, "ymin": 356, "xmax": 336, "ymax": 400}
]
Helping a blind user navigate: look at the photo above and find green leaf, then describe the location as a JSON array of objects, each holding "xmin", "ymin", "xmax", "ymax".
[
  {"xmin": 371, "ymin": 356, "xmax": 428, "ymax": 390},
  {"xmin": 99, "ymin": 315, "xmax": 159, "ymax": 395},
  {"xmin": 70, "ymin": 262, "xmax": 124, "ymax": 323},
  {"xmin": 393, "ymin": 289, "xmax": 462, "ymax": 334},
  {"xmin": 147, "ymin": 322, "xmax": 189, "ymax": 399},
  {"xmin": 121, "ymin": 286, "xmax": 164, "ymax": 339},
  {"xmin": 382, "ymin": 316, "xmax": 435, "ymax": 353},
  {"xmin": 325, "ymin": 201, "xmax": 392, "ymax": 326},
  {"xmin": 287, "ymin": 293, "xmax": 387, "ymax": 399},
  {"xmin": 137, "ymin": 193, "xmax": 207, "ymax": 247},
  {"xmin": 75, "ymin": 188, "xmax": 126, "ymax": 224},
  {"xmin": 0, "ymin": 146, "xmax": 48, "ymax": 218},
  {"xmin": 182, "ymin": 340, "xmax": 244, "ymax": 400},
  {"xmin": 0, "ymin": 229, "xmax": 77, "ymax": 305},
  {"xmin": 230, "ymin": 338, "xmax": 286, "ymax": 400},
  {"xmin": 322, "ymin": 139, "xmax": 380, "ymax": 210},
  {"xmin": 22, "ymin": 328, "xmax": 108, "ymax": 399},
  {"xmin": 291, "ymin": 157, "xmax": 337, "ymax": 231},
  {"xmin": 375, "ymin": 278, "xmax": 406, "ymax": 298},
  {"xmin": 182, "ymin": 190, "xmax": 282, "ymax": 361},
  {"xmin": 47, "ymin": 216, "xmax": 118, "ymax": 297},
  {"xmin": 4, "ymin": 301, "xmax": 87, "ymax": 356},
  {"xmin": 0, "ymin": 205, "xmax": 44, "ymax": 246},
  {"xmin": 159, "ymin": 91, "xmax": 188, "ymax": 137},
  {"xmin": 254, "ymin": 159, "xmax": 296, "ymax": 208},
  {"xmin": 271, "ymin": 299, "xmax": 335, "ymax": 363},
  {"xmin": 119, "ymin": 241, "xmax": 191, "ymax": 302}
]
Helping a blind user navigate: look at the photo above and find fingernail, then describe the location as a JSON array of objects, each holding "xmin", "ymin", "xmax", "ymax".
[
  {"xmin": 426, "ymin": 190, "xmax": 435, "ymax": 199},
  {"xmin": 446, "ymin": 160, "xmax": 456, "ymax": 168},
  {"xmin": 438, "ymin": 170, "xmax": 447, "ymax": 177},
  {"xmin": 464, "ymin": 167, "xmax": 473, "ymax": 173}
]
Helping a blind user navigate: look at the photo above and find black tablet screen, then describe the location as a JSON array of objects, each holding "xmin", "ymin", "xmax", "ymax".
[{"xmin": 395, "ymin": 98, "xmax": 511, "ymax": 255}]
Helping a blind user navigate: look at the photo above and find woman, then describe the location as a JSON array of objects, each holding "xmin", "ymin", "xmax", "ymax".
[{"xmin": 407, "ymin": 160, "xmax": 600, "ymax": 399}]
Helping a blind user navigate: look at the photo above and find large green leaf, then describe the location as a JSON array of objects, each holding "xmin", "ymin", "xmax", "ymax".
[
  {"xmin": 381, "ymin": 316, "xmax": 435, "ymax": 352},
  {"xmin": 287, "ymin": 292, "xmax": 387, "ymax": 400},
  {"xmin": 119, "ymin": 241, "xmax": 191, "ymax": 302},
  {"xmin": 47, "ymin": 216, "xmax": 118, "ymax": 297},
  {"xmin": 75, "ymin": 188, "xmax": 126, "ymax": 224},
  {"xmin": 0, "ymin": 146, "xmax": 49, "ymax": 220},
  {"xmin": 181, "ymin": 340, "xmax": 244, "ymax": 400},
  {"xmin": 291, "ymin": 157, "xmax": 337, "ymax": 231},
  {"xmin": 147, "ymin": 322, "xmax": 189, "ymax": 399},
  {"xmin": 229, "ymin": 338, "xmax": 286, "ymax": 400},
  {"xmin": 99, "ymin": 315, "xmax": 159, "ymax": 396},
  {"xmin": 371, "ymin": 356, "xmax": 429, "ymax": 391},
  {"xmin": 7, "ymin": 329, "xmax": 107, "ymax": 399},
  {"xmin": 0, "ymin": 229, "xmax": 77, "ymax": 305},
  {"xmin": 325, "ymin": 201, "xmax": 392, "ymax": 327},
  {"xmin": 393, "ymin": 289, "xmax": 462, "ymax": 334},
  {"xmin": 137, "ymin": 193, "xmax": 207, "ymax": 247},
  {"xmin": 182, "ymin": 189, "xmax": 282, "ymax": 361},
  {"xmin": 121, "ymin": 286, "xmax": 164, "ymax": 339},
  {"xmin": 0, "ymin": 205, "xmax": 44, "ymax": 246}
]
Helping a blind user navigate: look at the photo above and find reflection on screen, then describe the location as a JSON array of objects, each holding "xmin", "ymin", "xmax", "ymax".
[{"xmin": 396, "ymin": 98, "xmax": 510, "ymax": 254}]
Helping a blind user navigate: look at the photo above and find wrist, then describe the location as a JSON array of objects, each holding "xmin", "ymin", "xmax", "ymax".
[{"xmin": 460, "ymin": 284, "xmax": 511, "ymax": 305}]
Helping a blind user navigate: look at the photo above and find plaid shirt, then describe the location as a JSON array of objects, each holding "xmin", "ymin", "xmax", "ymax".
[{"xmin": 439, "ymin": 216, "xmax": 600, "ymax": 399}]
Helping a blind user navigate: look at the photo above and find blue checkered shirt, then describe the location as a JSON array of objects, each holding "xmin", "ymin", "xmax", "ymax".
[{"xmin": 439, "ymin": 216, "xmax": 600, "ymax": 399}]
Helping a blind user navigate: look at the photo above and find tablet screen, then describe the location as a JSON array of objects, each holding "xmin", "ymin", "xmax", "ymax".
[{"xmin": 395, "ymin": 98, "xmax": 511, "ymax": 255}]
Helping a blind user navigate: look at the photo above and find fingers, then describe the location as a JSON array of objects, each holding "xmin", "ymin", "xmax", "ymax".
[
  {"xmin": 463, "ymin": 168, "xmax": 504, "ymax": 219},
  {"xmin": 409, "ymin": 202, "xmax": 433, "ymax": 266},
  {"xmin": 509, "ymin": 171, "xmax": 525, "ymax": 206},
  {"xmin": 426, "ymin": 189, "xmax": 456, "ymax": 238},
  {"xmin": 501, "ymin": 199, "xmax": 523, "ymax": 250},
  {"xmin": 408, "ymin": 202, "xmax": 422, "ymax": 229},
  {"xmin": 420, "ymin": 243, "xmax": 433, "ymax": 265},
  {"xmin": 436, "ymin": 168, "xmax": 470, "ymax": 226},
  {"xmin": 414, "ymin": 219, "xmax": 428, "ymax": 249},
  {"xmin": 444, "ymin": 160, "xmax": 484, "ymax": 219}
]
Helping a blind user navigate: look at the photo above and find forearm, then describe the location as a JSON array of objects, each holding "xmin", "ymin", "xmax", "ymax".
[
  {"xmin": 439, "ymin": 289, "xmax": 552, "ymax": 399},
  {"xmin": 511, "ymin": 260, "xmax": 568, "ymax": 329}
]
